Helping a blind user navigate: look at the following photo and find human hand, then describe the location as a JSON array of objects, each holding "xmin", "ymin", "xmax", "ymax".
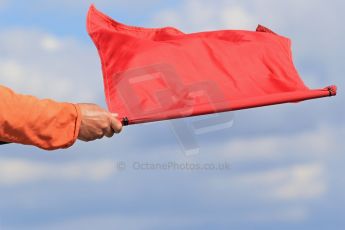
[{"xmin": 76, "ymin": 103, "xmax": 122, "ymax": 142}]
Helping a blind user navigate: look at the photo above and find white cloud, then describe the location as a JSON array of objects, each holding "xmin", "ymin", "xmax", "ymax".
[
  {"xmin": 0, "ymin": 59, "xmax": 73, "ymax": 100},
  {"xmin": 151, "ymin": 0, "xmax": 255, "ymax": 32},
  {"xmin": 0, "ymin": 29, "xmax": 103, "ymax": 103},
  {"xmin": 201, "ymin": 124, "xmax": 344, "ymax": 206},
  {"xmin": 0, "ymin": 158, "xmax": 116, "ymax": 186},
  {"xmin": 220, "ymin": 6, "xmax": 255, "ymax": 29},
  {"xmin": 273, "ymin": 164, "xmax": 325, "ymax": 200},
  {"xmin": 233, "ymin": 163, "xmax": 326, "ymax": 200},
  {"xmin": 18, "ymin": 0, "xmax": 161, "ymax": 11},
  {"xmin": 220, "ymin": 124, "xmax": 341, "ymax": 162},
  {"xmin": 40, "ymin": 35, "xmax": 62, "ymax": 52},
  {"xmin": 206, "ymin": 162, "xmax": 326, "ymax": 218}
]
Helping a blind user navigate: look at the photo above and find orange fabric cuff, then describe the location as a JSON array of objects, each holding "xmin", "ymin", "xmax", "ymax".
[{"xmin": 0, "ymin": 85, "xmax": 82, "ymax": 150}]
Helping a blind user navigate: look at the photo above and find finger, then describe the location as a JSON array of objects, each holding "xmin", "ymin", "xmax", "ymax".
[
  {"xmin": 96, "ymin": 134, "xmax": 105, "ymax": 139},
  {"xmin": 105, "ymin": 132, "xmax": 115, "ymax": 138},
  {"xmin": 110, "ymin": 117, "xmax": 123, "ymax": 134},
  {"xmin": 78, "ymin": 136, "xmax": 92, "ymax": 142},
  {"xmin": 78, "ymin": 137, "xmax": 88, "ymax": 142},
  {"xmin": 104, "ymin": 126, "xmax": 115, "ymax": 138},
  {"xmin": 94, "ymin": 129, "xmax": 105, "ymax": 140}
]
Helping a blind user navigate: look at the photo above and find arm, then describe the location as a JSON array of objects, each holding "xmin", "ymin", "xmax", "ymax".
[{"xmin": 0, "ymin": 85, "xmax": 122, "ymax": 150}]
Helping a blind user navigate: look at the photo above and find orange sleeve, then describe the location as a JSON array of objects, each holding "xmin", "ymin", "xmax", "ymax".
[{"xmin": 0, "ymin": 85, "xmax": 82, "ymax": 150}]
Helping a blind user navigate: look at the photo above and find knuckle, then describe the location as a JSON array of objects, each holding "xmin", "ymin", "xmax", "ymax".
[
  {"xmin": 106, "ymin": 132, "xmax": 115, "ymax": 138},
  {"xmin": 102, "ymin": 117, "xmax": 111, "ymax": 129},
  {"xmin": 101, "ymin": 123, "xmax": 109, "ymax": 130},
  {"xmin": 96, "ymin": 131, "xmax": 104, "ymax": 138},
  {"xmin": 115, "ymin": 126, "xmax": 122, "ymax": 134}
]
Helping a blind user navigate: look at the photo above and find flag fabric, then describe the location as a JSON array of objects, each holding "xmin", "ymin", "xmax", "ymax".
[{"xmin": 87, "ymin": 5, "xmax": 336, "ymax": 126}]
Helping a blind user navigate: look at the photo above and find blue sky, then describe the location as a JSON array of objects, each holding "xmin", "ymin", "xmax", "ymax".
[{"xmin": 0, "ymin": 0, "xmax": 344, "ymax": 229}]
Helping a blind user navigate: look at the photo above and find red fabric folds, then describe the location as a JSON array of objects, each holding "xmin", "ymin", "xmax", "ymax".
[{"xmin": 87, "ymin": 5, "xmax": 337, "ymax": 126}]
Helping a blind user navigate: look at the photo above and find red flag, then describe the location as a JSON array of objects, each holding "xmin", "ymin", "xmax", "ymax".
[{"xmin": 87, "ymin": 5, "xmax": 336, "ymax": 126}]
